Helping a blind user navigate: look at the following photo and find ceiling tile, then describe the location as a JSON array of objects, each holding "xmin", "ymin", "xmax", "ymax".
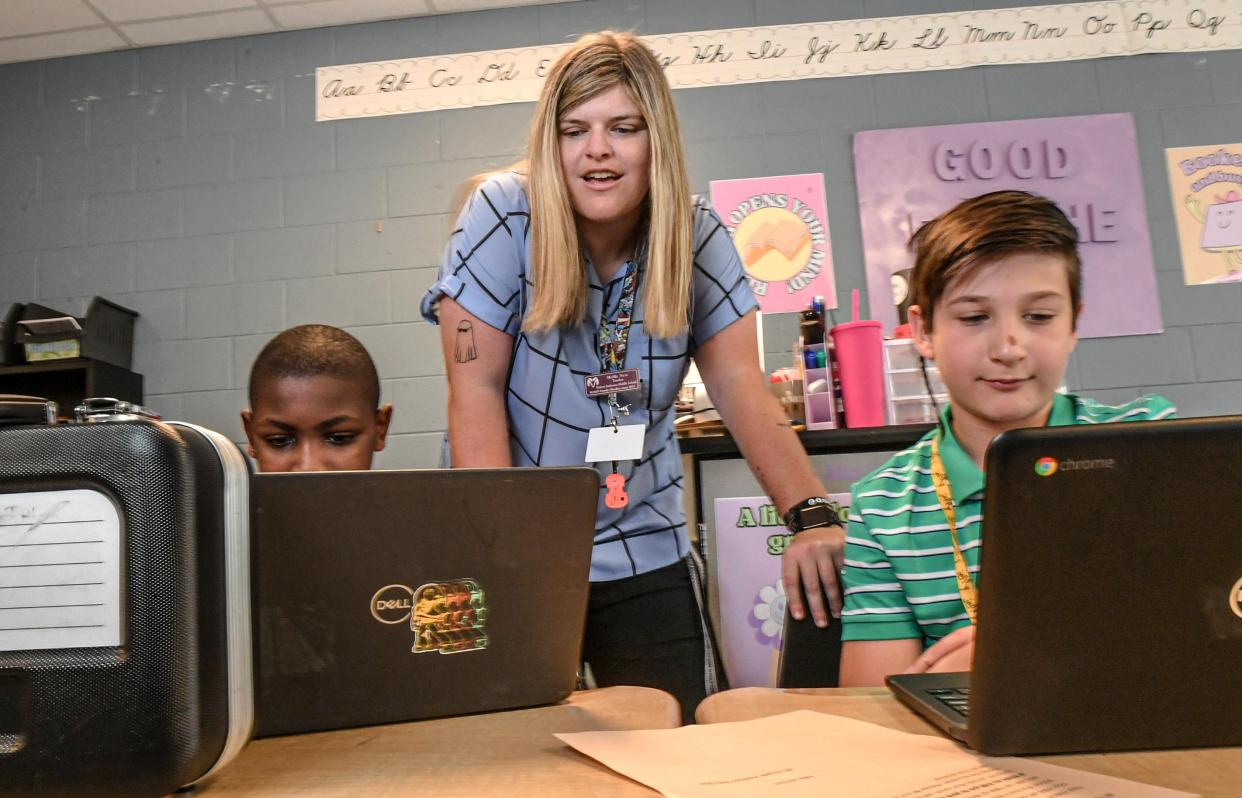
[
  {"xmin": 121, "ymin": 9, "xmax": 275, "ymax": 47},
  {"xmin": 0, "ymin": 0, "xmax": 580, "ymax": 65},
  {"xmin": 269, "ymin": 0, "xmax": 432, "ymax": 28},
  {"xmin": 91, "ymin": 0, "xmax": 257, "ymax": 23},
  {"xmin": 0, "ymin": 27, "xmax": 127, "ymax": 66},
  {"xmin": 430, "ymin": 0, "xmax": 568, "ymax": 12},
  {"xmin": 0, "ymin": 0, "xmax": 104, "ymax": 38}
]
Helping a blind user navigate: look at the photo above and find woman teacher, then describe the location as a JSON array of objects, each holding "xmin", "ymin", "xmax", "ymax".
[{"xmin": 421, "ymin": 31, "xmax": 842, "ymax": 720}]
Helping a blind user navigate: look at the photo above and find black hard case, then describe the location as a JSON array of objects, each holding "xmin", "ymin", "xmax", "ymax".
[{"xmin": 0, "ymin": 419, "xmax": 253, "ymax": 797}]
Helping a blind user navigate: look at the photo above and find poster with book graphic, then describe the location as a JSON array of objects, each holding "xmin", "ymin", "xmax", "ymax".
[
  {"xmin": 712, "ymin": 493, "xmax": 850, "ymax": 688},
  {"xmin": 1165, "ymin": 143, "xmax": 1242, "ymax": 285},
  {"xmin": 709, "ymin": 174, "xmax": 836, "ymax": 314}
]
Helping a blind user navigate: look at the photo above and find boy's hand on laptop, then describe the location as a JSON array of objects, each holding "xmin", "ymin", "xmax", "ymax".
[
  {"xmin": 781, "ymin": 524, "xmax": 846, "ymax": 628},
  {"xmin": 906, "ymin": 626, "xmax": 975, "ymax": 674}
]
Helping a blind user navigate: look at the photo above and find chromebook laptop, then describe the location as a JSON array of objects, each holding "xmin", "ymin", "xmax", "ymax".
[
  {"xmin": 251, "ymin": 467, "xmax": 598, "ymax": 736},
  {"xmin": 887, "ymin": 416, "xmax": 1242, "ymax": 755}
]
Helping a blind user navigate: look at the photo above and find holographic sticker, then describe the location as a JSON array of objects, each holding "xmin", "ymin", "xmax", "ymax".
[
  {"xmin": 411, "ymin": 579, "xmax": 489, "ymax": 654},
  {"xmin": 1034, "ymin": 457, "xmax": 1059, "ymax": 477}
]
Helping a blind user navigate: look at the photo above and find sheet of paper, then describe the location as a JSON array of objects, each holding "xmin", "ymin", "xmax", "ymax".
[
  {"xmin": 556, "ymin": 710, "xmax": 1196, "ymax": 798},
  {"xmin": 0, "ymin": 489, "xmax": 123, "ymax": 652}
]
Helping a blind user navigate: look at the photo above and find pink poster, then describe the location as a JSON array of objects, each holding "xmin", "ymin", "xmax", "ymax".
[
  {"xmin": 854, "ymin": 113, "xmax": 1161, "ymax": 339},
  {"xmin": 710, "ymin": 174, "xmax": 837, "ymax": 314}
]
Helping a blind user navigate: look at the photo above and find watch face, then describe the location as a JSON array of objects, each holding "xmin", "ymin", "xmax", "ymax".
[{"xmin": 796, "ymin": 503, "xmax": 835, "ymax": 530}]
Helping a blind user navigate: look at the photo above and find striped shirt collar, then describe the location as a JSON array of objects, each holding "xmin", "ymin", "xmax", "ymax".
[{"xmin": 938, "ymin": 393, "xmax": 1076, "ymax": 504}]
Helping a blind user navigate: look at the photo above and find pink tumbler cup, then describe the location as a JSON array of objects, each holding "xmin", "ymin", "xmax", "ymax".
[{"xmin": 829, "ymin": 319, "xmax": 885, "ymax": 427}]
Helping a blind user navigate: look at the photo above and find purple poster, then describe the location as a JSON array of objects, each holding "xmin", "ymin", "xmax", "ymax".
[
  {"xmin": 854, "ymin": 113, "xmax": 1162, "ymax": 339},
  {"xmin": 712, "ymin": 493, "xmax": 850, "ymax": 688}
]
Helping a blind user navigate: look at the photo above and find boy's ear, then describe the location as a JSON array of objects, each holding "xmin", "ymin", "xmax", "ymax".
[
  {"xmin": 239, "ymin": 409, "xmax": 258, "ymax": 458},
  {"xmin": 908, "ymin": 305, "xmax": 935, "ymax": 360},
  {"xmin": 373, "ymin": 404, "xmax": 394, "ymax": 452}
]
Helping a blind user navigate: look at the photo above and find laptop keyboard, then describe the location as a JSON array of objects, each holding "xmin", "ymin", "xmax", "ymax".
[{"xmin": 927, "ymin": 686, "xmax": 971, "ymax": 717}]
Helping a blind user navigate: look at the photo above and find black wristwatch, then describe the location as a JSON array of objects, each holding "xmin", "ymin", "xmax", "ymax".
[{"xmin": 783, "ymin": 497, "xmax": 842, "ymax": 534}]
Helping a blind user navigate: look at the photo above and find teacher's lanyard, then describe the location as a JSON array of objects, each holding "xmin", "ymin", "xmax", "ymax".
[
  {"xmin": 597, "ymin": 262, "xmax": 639, "ymax": 421},
  {"xmin": 930, "ymin": 433, "xmax": 980, "ymax": 626},
  {"xmin": 583, "ymin": 263, "xmax": 644, "ymax": 511}
]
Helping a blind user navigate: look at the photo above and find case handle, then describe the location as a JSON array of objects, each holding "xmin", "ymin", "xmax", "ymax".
[{"xmin": 0, "ymin": 395, "xmax": 58, "ymax": 426}]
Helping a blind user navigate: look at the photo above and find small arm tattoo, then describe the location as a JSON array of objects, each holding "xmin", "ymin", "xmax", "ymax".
[{"xmin": 454, "ymin": 320, "xmax": 478, "ymax": 363}]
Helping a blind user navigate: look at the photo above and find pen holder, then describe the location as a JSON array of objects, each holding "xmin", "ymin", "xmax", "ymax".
[{"xmin": 797, "ymin": 340, "xmax": 836, "ymax": 430}]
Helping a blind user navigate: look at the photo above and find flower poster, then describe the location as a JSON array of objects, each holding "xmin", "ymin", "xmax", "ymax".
[
  {"xmin": 1166, "ymin": 143, "xmax": 1242, "ymax": 285},
  {"xmin": 712, "ymin": 493, "xmax": 850, "ymax": 688},
  {"xmin": 709, "ymin": 174, "xmax": 836, "ymax": 314}
]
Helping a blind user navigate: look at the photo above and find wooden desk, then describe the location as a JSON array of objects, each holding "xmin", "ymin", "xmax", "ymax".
[
  {"xmin": 197, "ymin": 687, "xmax": 676, "ymax": 796},
  {"xmin": 697, "ymin": 687, "xmax": 1242, "ymax": 798}
]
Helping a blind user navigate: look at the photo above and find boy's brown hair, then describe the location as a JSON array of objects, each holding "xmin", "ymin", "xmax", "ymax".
[{"xmin": 908, "ymin": 190, "xmax": 1082, "ymax": 330}]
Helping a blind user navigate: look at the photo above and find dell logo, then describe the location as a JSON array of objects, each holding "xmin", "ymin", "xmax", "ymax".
[
  {"xmin": 370, "ymin": 584, "xmax": 415, "ymax": 624},
  {"xmin": 1230, "ymin": 576, "xmax": 1242, "ymax": 620}
]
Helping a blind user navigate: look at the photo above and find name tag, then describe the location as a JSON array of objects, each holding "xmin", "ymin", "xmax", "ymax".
[
  {"xmin": 585, "ymin": 423, "xmax": 646, "ymax": 463},
  {"xmin": 584, "ymin": 368, "xmax": 640, "ymax": 398}
]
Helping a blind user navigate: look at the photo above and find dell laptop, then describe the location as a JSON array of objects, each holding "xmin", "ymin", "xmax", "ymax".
[
  {"xmin": 251, "ymin": 467, "xmax": 598, "ymax": 736},
  {"xmin": 887, "ymin": 416, "xmax": 1242, "ymax": 755}
]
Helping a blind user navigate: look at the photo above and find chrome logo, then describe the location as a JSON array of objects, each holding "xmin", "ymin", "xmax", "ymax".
[{"xmin": 1034, "ymin": 457, "xmax": 1059, "ymax": 476}]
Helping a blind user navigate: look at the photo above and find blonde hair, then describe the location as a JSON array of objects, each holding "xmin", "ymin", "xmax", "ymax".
[{"xmin": 520, "ymin": 31, "xmax": 694, "ymax": 339}]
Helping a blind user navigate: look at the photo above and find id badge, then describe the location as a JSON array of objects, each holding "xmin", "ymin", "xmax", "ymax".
[
  {"xmin": 584, "ymin": 368, "xmax": 640, "ymax": 398},
  {"xmin": 585, "ymin": 423, "xmax": 646, "ymax": 463}
]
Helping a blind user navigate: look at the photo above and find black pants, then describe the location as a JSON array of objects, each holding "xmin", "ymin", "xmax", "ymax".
[{"xmin": 581, "ymin": 556, "xmax": 726, "ymax": 724}]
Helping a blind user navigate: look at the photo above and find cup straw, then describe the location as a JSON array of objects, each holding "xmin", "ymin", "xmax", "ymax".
[{"xmin": 851, "ymin": 288, "xmax": 860, "ymax": 322}]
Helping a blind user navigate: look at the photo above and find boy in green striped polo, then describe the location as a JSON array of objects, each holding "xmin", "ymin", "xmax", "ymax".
[{"xmin": 838, "ymin": 191, "xmax": 1175, "ymax": 687}]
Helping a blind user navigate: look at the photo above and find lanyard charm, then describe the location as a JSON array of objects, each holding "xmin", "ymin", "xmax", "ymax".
[
  {"xmin": 608, "ymin": 395, "xmax": 630, "ymax": 418},
  {"xmin": 604, "ymin": 465, "xmax": 629, "ymax": 509}
]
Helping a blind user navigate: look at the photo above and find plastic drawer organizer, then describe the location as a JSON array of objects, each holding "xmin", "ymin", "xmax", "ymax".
[{"xmin": 883, "ymin": 339, "xmax": 947, "ymax": 425}]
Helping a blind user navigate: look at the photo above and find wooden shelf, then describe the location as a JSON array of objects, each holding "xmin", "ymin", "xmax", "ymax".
[
  {"xmin": 679, "ymin": 422, "xmax": 933, "ymax": 458},
  {"xmin": 0, "ymin": 358, "xmax": 143, "ymax": 420}
]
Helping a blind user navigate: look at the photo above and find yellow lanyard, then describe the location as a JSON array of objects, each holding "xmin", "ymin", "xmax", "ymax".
[{"xmin": 930, "ymin": 433, "xmax": 979, "ymax": 626}]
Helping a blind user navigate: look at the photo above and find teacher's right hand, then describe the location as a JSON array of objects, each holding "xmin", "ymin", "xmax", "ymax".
[{"xmin": 781, "ymin": 524, "xmax": 845, "ymax": 628}]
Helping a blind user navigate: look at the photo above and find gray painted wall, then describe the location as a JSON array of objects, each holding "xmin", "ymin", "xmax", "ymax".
[{"xmin": 1, "ymin": 0, "xmax": 1240, "ymax": 467}]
